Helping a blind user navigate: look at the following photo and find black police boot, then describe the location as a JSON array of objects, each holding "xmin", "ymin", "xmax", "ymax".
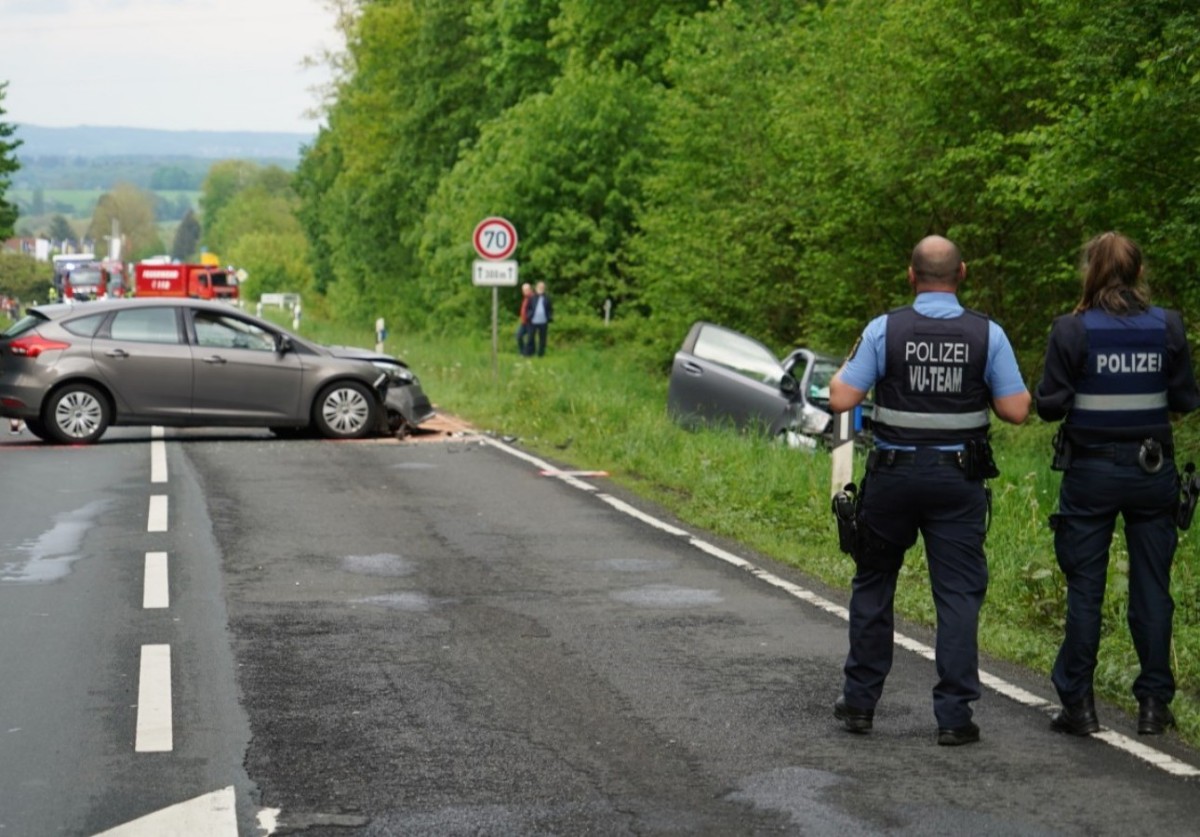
[
  {"xmin": 833, "ymin": 696, "xmax": 874, "ymax": 733},
  {"xmin": 1137, "ymin": 696, "xmax": 1176, "ymax": 735},
  {"xmin": 1050, "ymin": 693, "xmax": 1100, "ymax": 736}
]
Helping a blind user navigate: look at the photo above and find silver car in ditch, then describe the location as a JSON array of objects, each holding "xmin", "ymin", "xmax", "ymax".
[
  {"xmin": 667, "ymin": 321, "xmax": 869, "ymax": 449},
  {"xmin": 0, "ymin": 298, "xmax": 435, "ymax": 444}
]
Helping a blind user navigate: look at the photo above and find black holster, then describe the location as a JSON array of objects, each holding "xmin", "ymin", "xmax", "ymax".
[
  {"xmin": 1051, "ymin": 426, "xmax": 1072, "ymax": 472},
  {"xmin": 964, "ymin": 438, "xmax": 1000, "ymax": 481},
  {"xmin": 832, "ymin": 482, "xmax": 859, "ymax": 555},
  {"xmin": 1178, "ymin": 462, "xmax": 1200, "ymax": 530}
]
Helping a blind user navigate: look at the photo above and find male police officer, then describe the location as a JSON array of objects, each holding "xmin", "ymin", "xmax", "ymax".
[
  {"xmin": 829, "ymin": 235, "xmax": 1030, "ymax": 745},
  {"xmin": 1035, "ymin": 232, "xmax": 1200, "ymax": 736}
]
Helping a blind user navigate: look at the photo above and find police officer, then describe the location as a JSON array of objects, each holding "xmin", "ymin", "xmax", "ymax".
[
  {"xmin": 1035, "ymin": 232, "xmax": 1200, "ymax": 736},
  {"xmin": 829, "ymin": 235, "xmax": 1030, "ymax": 745}
]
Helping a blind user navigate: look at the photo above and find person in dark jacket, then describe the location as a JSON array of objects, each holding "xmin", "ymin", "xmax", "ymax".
[
  {"xmin": 528, "ymin": 281, "xmax": 554, "ymax": 357},
  {"xmin": 829, "ymin": 235, "xmax": 1030, "ymax": 746},
  {"xmin": 1035, "ymin": 231, "xmax": 1200, "ymax": 736}
]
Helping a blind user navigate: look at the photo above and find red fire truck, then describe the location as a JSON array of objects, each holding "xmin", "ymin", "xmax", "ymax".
[
  {"xmin": 62, "ymin": 259, "xmax": 126, "ymax": 301},
  {"xmin": 133, "ymin": 262, "xmax": 240, "ymax": 301}
]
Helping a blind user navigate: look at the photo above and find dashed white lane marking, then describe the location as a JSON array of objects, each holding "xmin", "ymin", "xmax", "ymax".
[
  {"xmin": 135, "ymin": 644, "xmax": 172, "ymax": 753},
  {"xmin": 92, "ymin": 786, "xmax": 236, "ymax": 836},
  {"xmin": 150, "ymin": 428, "xmax": 167, "ymax": 484},
  {"xmin": 481, "ymin": 435, "xmax": 1200, "ymax": 779},
  {"xmin": 147, "ymin": 495, "xmax": 168, "ymax": 532},
  {"xmin": 143, "ymin": 552, "xmax": 169, "ymax": 610}
]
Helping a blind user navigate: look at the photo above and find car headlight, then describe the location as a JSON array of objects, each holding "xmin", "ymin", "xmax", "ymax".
[{"xmin": 371, "ymin": 361, "xmax": 414, "ymax": 383}]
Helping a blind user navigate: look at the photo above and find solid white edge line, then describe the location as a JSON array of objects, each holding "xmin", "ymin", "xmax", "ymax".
[
  {"xmin": 482, "ymin": 440, "xmax": 1200, "ymax": 779},
  {"xmin": 481, "ymin": 436, "xmax": 598, "ymax": 492},
  {"xmin": 92, "ymin": 786, "xmax": 237, "ymax": 836},
  {"xmin": 147, "ymin": 495, "xmax": 168, "ymax": 532},
  {"xmin": 144, "ymin": 552, "xmax": 169, "ymax": 610},
  {"xmin": 135, "ymin": 644, "xmax": 172, "ymax": 753}
]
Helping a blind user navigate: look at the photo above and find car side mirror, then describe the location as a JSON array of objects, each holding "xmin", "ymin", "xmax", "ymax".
[
  {"xmin": 780, "ymin": 374, "xmax": 799, "ymax": 396},
  {"xmin": 275, "ymin": 334, "xmax": 293, "ymax": 354}
]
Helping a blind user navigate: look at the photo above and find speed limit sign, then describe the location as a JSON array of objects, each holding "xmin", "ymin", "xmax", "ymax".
[{"xmin": 473, "ymin": 216, "xmax": 518, "ymax": 261}]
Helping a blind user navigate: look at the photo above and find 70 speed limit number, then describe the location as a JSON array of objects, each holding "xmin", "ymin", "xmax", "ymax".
[{"xmin": 473, "ymin": 217, "xmax": 518, "ymax": 261}]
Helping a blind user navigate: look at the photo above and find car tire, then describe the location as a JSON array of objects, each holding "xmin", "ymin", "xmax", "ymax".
[
  {"xmin": 45, "ymin": 383, "xmax": 110, "ymax": 445},
  {"xmin": 313, "ymin": 381, "xmax": 377, "ymax": 440},
  {"xmin": 23, "ymin": 417, "xmax": 49, "ymax": 441}
]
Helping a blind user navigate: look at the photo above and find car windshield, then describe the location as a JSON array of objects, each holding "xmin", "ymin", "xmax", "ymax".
[
  {"xmin": 70, "ymin": 268, "xmax": 102, "ymax": 286},
  {"xmin": 692, "ymin": 325, "xmax": 784, "ymax": 387},
  {"xmin": 1, "ymin": 312, "xmax": 50, "ymax": 339},
  {"xmin": 809, "ymin": 360, "xmax": 839, "ymax": 402}
]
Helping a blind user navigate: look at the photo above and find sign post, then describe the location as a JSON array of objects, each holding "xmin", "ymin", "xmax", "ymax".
[{"xmin": 472, "ymin": 217, "xmax": 519, "ymax": 379}]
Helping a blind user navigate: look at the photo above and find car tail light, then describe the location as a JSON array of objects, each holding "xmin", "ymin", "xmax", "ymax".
[{"xmin": 8, "ymin": 335, "xmax": 70, "ymax": 358}]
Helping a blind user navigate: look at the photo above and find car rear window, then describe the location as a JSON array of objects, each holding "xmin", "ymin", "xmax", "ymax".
[
  {"xmin": 62, "ymin": 313, "xmax": 106, "ymax": 337},
  {"xmin": 1, "ymin": 312, "xmax": 50, "ymax": 339}
]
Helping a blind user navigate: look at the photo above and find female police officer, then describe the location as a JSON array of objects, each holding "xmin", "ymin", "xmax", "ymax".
[{"xmin": 1035, "ymin": 232, "xmax": 1200, "ymax": 736}]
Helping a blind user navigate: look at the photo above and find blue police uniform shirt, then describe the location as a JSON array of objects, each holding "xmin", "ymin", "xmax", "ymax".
[{"xmin": 838, "ymin": 292, "xmax": 1026, "ymax": 450}]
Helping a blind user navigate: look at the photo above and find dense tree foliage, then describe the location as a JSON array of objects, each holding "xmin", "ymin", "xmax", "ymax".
[
  {"xmin": 0, "ymin": 83, "xmax": 21, "ymax": 239},
  {"xmin": 171, "ymin": 209, "xmax": 202, "ymax": 261},
  {"xmin": 0, "ymin": 251, "xmax": 50, "ymax": 302},
  {"xmin": 86, "ymin": 183, "xmax": 164, "ymax": 261},
  {"xmin": 47, "ymin": 214, "xmax": 76, "ymax": 247},
  {"xmin": 199, "ymin": 161, "xmax": 315, "ymax": 301},
  {"xmin": 296, "ymin": 0, "xmax": 1200, "ymax": 371}
]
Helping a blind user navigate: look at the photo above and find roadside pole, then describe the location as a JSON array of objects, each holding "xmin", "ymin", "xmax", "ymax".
[{"xmin": 830, "ymin": 409, "xmax": 855, "ymax": 496}]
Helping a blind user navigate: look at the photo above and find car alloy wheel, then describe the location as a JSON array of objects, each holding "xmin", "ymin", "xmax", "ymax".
[
  {"xmin": 47, "ymin": 383, "xmax": 110, "ymax": 444},
  {"xmin": 315, "ymin": 381, "xmax": 376, "ymax": 439}
]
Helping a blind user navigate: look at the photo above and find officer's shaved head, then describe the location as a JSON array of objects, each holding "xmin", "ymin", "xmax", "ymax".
[{"xmin": 910, "ymin": 236, "xmax": 964, "ymax": 288}]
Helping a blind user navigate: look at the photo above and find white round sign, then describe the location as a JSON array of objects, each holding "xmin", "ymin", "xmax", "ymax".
[{"xmin": 473, "ymin": 217, "xmax": 518, "ymax": 261}]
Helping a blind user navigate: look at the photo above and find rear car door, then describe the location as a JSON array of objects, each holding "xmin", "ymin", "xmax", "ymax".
[
  {"xmin": 667, "ymin": 322, "xmax": 795, "ymax": 435},
  {"xmin": 188, "ymin": 309, "xmax": 303, "ymax": 421},
  {"xmin": 90, "ymin": 306, "xmax": 193, "ymax": 419}
]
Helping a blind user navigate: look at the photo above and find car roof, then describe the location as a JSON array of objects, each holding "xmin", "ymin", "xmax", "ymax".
[{"xmin": 32, "ymin": 297, "xmax": 244, "ymax": 320}]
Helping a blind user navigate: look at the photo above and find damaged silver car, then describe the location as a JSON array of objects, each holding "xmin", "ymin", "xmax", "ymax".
[
  {"xmin": 0, "ymin": 298, "xmax": 435, "ymax": 444},
  {"xmin": 667, "ymin": 321, "xmax": 868, "ymax": 449}
]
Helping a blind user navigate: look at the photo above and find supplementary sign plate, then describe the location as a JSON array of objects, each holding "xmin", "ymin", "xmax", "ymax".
[{"xmin": 472, "ymin": 259, "xmax": 518, "ymax": 287}]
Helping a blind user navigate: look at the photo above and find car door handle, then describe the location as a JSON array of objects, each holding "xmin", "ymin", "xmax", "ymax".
[
  {"xmin": 681, "ymin": 361, "xmax": 704, "ymax": 376},
  {"xmin": 104, "ymin": 348, "xmax": 129, "ymax": 358},
  {"xmin": 202, "ymin": 355, "xmax": 227, "ymax": 365}
]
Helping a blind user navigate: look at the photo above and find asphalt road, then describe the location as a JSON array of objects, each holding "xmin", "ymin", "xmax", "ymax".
[{"xmin": 1, "ymin": 423, "xmax": 1198, "ymax": 835}]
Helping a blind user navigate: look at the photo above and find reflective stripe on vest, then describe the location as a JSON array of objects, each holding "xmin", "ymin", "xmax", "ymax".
[
  {"xmin": 873, "ymin": 405, "xmax": 990, "ymax": 430},
  {"xmin": 1073, "ymin": 392, "xmax": 1168, "ymax": 412}
]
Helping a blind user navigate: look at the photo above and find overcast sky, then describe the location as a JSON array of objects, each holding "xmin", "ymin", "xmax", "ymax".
[{"xmin": 0, "ymin": 0, "xmax": 341, "ymax": 135}]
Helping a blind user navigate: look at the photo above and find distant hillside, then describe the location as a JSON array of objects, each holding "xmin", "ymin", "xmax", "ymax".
[
  {"xmin": 9, "ymin": 124, "xmax": 314, "ymax": 193},
  {"xmin": 14, "ymin": 124, "xmax": 313, "ymax": 161}
]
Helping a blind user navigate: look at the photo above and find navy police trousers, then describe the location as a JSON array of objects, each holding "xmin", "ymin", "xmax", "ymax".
[{"xmin": 842, "ymin": 449, "xmax": 989, "ymax": 730}]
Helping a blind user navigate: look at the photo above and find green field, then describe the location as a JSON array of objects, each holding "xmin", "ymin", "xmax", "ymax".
[{"xmin": 11, "ymin": 189, "xmax": 200, "ymax": 222}]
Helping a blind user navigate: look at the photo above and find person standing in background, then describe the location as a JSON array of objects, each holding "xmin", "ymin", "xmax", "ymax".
[
  {"xmin": 516, "ymin": 283, "xmax": 533, "ymax": 356},
  {"xmin": 1035, "ymin": 231, "xmax": 1200, "ymax": 737},
  {"xmin": 529, "ymin": 281, "xmax": 554, "ymax": 357}
]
